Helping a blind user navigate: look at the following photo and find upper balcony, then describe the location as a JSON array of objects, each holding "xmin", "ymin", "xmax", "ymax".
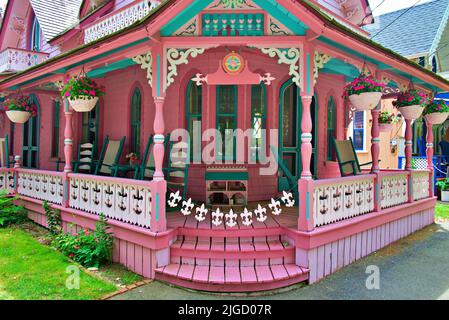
[
  {"xmin": 84, "ymin": 0, "xmax": 161, "ymax": 45},
  {"xmin": 0, "ymin": 48, "xmax": 49, "ymax": 74}
]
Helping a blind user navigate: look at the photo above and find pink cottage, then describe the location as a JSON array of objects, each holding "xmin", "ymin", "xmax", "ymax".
[{"xmin": 0, "ymin": 0, "xmax": 445, "ymax": 292}]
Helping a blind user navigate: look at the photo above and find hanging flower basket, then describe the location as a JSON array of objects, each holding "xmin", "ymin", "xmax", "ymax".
[
  {"xmin": 61, "ymin": 75, "xmax": 105, "ymax": 113},
  {"xmin": 377, "ymin": 111, "xmax": 397, "ymax": 133},
  {"xmin": 3, "ymin": 96, "xmax": 38, "ymax": 124},
  {"xmin": 343, "ymin": 74, "xmax": 385, "ymax": 111},
  {"xmin": 423, "ymin": 99, "xmax": 449, "ymax": 125},
  {"xmin": 393, "ymin": 89, "xmax": 428, "ymax": 120}
]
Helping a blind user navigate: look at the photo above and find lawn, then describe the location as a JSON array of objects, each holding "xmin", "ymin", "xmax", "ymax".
[
  {"xmin": 0, "ymin": 227, "xmax": 117, "ymax": 300},
  {"xmin": 436, "ymin": 202, "xmax": 449, "ymax": 221}
]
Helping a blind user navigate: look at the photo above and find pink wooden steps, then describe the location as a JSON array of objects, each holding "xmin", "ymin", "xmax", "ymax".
[{"xmin": 155, "ymin": 226, "xmax": 309, "ymax": 292}]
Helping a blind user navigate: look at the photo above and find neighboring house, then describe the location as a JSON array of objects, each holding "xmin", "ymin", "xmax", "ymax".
[
  {"xmin": 357, "ymin": 0, "xmax": 449, "ymax": 169},
  {"xmin": 0, "ymin": 0, "xmax": 444, "ymax": 292}
]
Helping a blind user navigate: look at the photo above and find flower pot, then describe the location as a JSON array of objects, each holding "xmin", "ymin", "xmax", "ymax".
[
  {"xmin": 442, "ymin": 190, "xmax": 449, "ymax": 202},
  {"xmin": 425, "ymin": 112, "xmax": 449, "ymax": 125},
  {"xmin": 348, "ymin": 92, "xmax": 383, "ymax": 111},
  {"xmin": 6, "ymin": 110, "xmax": 31, "ymax": 124},
  {"xmin": 379, "ymin": 123, "xmax": 393, "ymax": 133},
  {"xmin": 398, "ymin": 105, "xmax": 424, "ymax": 120},
  {"xmin": 68, "ymin": 97, "xmax": 99, "ymax": 113}
]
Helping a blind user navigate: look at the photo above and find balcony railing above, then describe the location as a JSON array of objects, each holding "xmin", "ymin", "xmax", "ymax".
[
  {"xmin": 84, "ymin": 0, "xmax": 161, "ymax": 44},
  {"xmin": 0, "ymin": 48, "xmax": 49, "ymax": 74}
]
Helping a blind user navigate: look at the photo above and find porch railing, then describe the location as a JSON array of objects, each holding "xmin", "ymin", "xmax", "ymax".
[
  {"xmin": 68, "ymin": 174, "xmax": 152, "ymax": 229},
  {"xmin": 0, "ymin": 168, "xmax": 15, "ymax": 195},
  {"xmin": 17, "ymin": 169, "xmax": 64, "ymax": 205},
  {"xmin": 411, "ymin": 170, "xmax": 431, "ymax": 201},
  {"xmin": 0, "ymin": 48, "xmax": 49, "ymax": 73},
  {"xmin": 84, "ymin": 0, "xmax": 160, "ymax": 44},
  {"xmin": 379, "ymin": 171, "xmax": 409, "ymax": 210},
  {"xmin": 313, "ymin": 175, "xmax": 376, "ymax": 227}
]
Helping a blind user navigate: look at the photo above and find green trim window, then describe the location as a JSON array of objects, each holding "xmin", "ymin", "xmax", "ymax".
[
  {"xmin": 130, "ymin": 88, "xmax": 142, "ymax": 155},
  {"xmin": 352, "ymin": 111, "xmax": 365, "ymax": 152},
  {"xmin": 22, "ymin": 94, "xmax": 40, "ymax": 169},
  {"xmin": 51, "ymin": 100, "xmax": 60, "ymax": 158},
  {"xmin": 81, "ymin": 101, "xmax": 100, "ymax": 156},
  {"xmin": 186, "ymin": 80, "xmax": 202, "ymax": 162},
  {"xmin": 327, "ymin": 96, "xmax": 336, "ymax": 160},
  {"xmin": 30, "ymin": 16, "xmax": 41, "ymax": 52},
  {"xmin": 251, "ymin": 83, "xmax": 266, "ymax": 161},
  {"xmin": 216, "ymin": 85, "xmax": 237, "ymax": 161},
  {"xmin": 9, "ymin": 123, "xmax": 14, "ymax": 156}
]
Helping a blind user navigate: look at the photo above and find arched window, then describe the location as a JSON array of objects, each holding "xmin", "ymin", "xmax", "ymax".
[
  {"xmin": 250, "ymin": 83, "xmax": 266, "ymax": 161},
  {"xmin": 130, "ymin": 88, "xmax": 142, "ymax": 155},
  {"xmin": 186, "ymin": 80, "xmax": 202, "ymax": 161},
  {"xmin": 30, "ymin": 15, "xmax": 41, "ymax": 52},
  {"xmin": 327, "ymin": 96, "xmax": 336, "ymax": 160}
]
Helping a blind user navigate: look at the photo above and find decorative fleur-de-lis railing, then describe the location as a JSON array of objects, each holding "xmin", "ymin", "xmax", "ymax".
[
  {"xmin": 380, "ymin": 171, "xmax": 409, "ymax": 209},
  {"xmin": 411, "ymin": 170, "xmax": 430, "ymax": 201},
  {"xmin": 68, "ymin": 174, "xmax": 152, "ymax": 229},
  {"xmin": 84, "ymin": 0, "xmax": 160, "ymax": 44},
  {"xmin": 0, "ymin": 169, "xmax": 15, "ymax": 195},
  {"xmin": 313, "ymin": 175, "xmax": 375, "ymax": 227},
  {"xmin": 17, "ymin": 169, "xmax": 63, "ymax": 205}
]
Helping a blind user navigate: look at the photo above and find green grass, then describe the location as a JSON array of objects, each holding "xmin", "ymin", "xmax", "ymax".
[
  {"xmin": 436, "ymin": 202, "xmax": 449, "ymax": 221},
  {"xmin": 98, "ymin": 264, "xmax": 143, "ymax": 286},
  {"xmin": 0, "ymin": 227, "xmax": 117, "ymax": 300}
]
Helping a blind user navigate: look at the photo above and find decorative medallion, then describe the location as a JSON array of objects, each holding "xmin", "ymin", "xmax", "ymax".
[{"xmin": 222, "ymin": 52, "xmax": 245, "ymax": 75}]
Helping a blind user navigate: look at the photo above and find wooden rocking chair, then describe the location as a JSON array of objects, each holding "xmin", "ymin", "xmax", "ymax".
[
  {"xmin": 165, "ymin": 139, "xmax": 189, "ymax": 200},
  {"xmin": 333, "ymin": 137, "xmax": 378, "ymax": 176},
  {"xmin": 93, "ymin": 136, "xmax": 125, "ymax": 177},
  {"xmin": 270, "ymin": 145, "xmax": 298, "ymax": 203},
  {"xmin": 135, "ymin": 134, "xmax": 171, "ymax": 180}
]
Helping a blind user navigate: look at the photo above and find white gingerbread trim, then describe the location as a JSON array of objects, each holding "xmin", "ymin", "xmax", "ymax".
[
  {"xmin": 258, "ymin": 47, "xmax": 302, "ymax": 89},
  {"xmin": 133, "ymin": 52, "xmax": 153, "ymax": 87},
  {"xmin": 165, "ymin": 48, "xmax": 206, "ymax": 90},
  {"xmin": 314, "ymin": 51, "xmax": 332, "ymax": 85}
]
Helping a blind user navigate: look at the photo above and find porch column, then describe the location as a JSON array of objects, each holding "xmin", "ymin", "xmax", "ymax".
[
  {"xmin": 300, "ymin": 95, "xmax": 313, "ymax": 179},
  {"xmin": 405, "ymin": 118, "xmax": 413, "ymax": 171},
  {"xmin": 153, "ymin": 96, "xmax": 166, "ymax": 180},
  {"xmin": 370, "ymin": 109, "xmax": 381, "ymax": 173},
  {"xmin": 63, "ymin": 100, "xmax": 73, "ymax": 173},
  {"xmin": 426, "ymin": 121, "xmax": 435, "ymax": 197}
]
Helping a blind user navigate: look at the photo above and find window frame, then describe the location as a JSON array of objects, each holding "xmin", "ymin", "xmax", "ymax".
[
  {"xmin": 351, "ymin": 111, "xmax": 366, "ymax": 152},
  {"xmin": 250, "ymin": 83, "xmax": 267, "ymax": 161},
  {"xmin": 327, "ymin": 96, "xmax": 336, "ymax": 161},
  {"xmin": 216, "ymin": 85, "xmax": 238, "ymax": 162},
  {"xmin": 30, "ymin": 16, "xmax": 41, "ymax": 52},
  {"xmin": 130, "ymin": 87, "xmax": 142, "ymax": 155},
  {"xmin": 51, "ymin": 100, "xmax": 60, "ymax": 158},
  {"xmin": 186, "ymin": 80, "xmax": 202, "ymax": 162}
]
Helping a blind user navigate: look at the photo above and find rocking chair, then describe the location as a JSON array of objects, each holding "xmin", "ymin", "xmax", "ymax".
[
  {"xmin": 333, "ymin": 137, "xmax": 378, "ymax": 176},
  {"xmin": 165, "ymin": 139, "xmax": 189, "ymax": 200},
  {"xmin": 93, "ymin": 136, "xmax": 125, "ymax": 177},
  {"xmin": 270, "ymin": 145, "xmax": 298, "ymax": 204}
]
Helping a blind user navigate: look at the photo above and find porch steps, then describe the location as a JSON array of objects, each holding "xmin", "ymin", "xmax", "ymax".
[{"xmin": 155, "ymin": 230, "xmax": 310, "ymax": 292}]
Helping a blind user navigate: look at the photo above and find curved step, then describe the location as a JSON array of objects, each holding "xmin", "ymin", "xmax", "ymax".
[{"xmin": 155, "ymin": 263, "xmax": 309, "ymax": 293}]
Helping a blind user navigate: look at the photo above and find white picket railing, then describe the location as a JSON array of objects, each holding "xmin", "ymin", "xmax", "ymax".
[
  {"xmin": 411, "ymin": 170, "xmax": 431, "ymax": 201},
  {"xmin": 84, "ymin": 0, "xmax": 160, "ymax": 44},
  {"xmin": 380, "ymin": 171, "xmax": 409, "ymax": 209},
  {"xmin": 17, "ymin": 169, "xmax": 64, "ymax": 205},
  {"xmin": 0, "ymin": 168, "xmax": 15, "ymax": 195},
  {"xmin": 313, "ymin": 175, "xmax": 376, "ymax": 227},
  {"xmin": 0, "ymin": 48, "xmax": 49, "ymax": 73},
  {"xmin": 68, "ymin": 174, "xmax": 152, "ymax": 228}
]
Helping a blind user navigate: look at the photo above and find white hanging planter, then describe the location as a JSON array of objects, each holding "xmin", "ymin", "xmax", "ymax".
[
  {"xmin": 348, "ymin": 92, "xmax": 382, "ymax": 111},
  {"xmin": 442, "ymin": 190, "xmax": 449, "ymax": 202},
  {"xmin": 69, "ymin": 97, "xmax": 99, "ymax": 113},
  {"xmin": 398, "ymin": 105, "xmax": 424, "ymax": 120},
  {"xmin": 425, "ymin": 112, "xmax": 449, "ymax": 125},
  {"xmin": 6, "ymin": 110, "xmax": 32, "ymax": 124},
  {"xmin": 379, "ymin": 123, "xmax": 393, "ymax": 133}
]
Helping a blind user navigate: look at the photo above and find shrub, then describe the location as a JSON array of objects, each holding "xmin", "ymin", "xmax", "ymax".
[
  {"xmin": 43, "ymin": 201, "xmax": 62, "ymax": 235},
  {"xmin": 0, "ymin": 191, "xmax": 27, "ymax": 227},
  {"xmin": 53, "ymin": 214, "xmax": 113, "ymax": 268},
  {"xmin": 436, "ymin": 179, "xmax": 449, "ymax": 191}
]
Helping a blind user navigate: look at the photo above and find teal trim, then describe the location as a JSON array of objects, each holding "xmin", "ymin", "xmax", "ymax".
[
  {"xmin": 22, "ymin": 94, "xmax": 40, "ymax": 169},
  {"xmin": 64, "ymin": 181, "xmax": 68, "ymax": 202},
  {"xmin": 205, "ymin": 171, "xmax": 249, "ymax": 181},
  {"xmin": 306, "ymin": 191, "xmax": 310, "ymax": 221},
  {"xmin": 155, "ymin": 192, "xmax": 160, "ymax": 222},
  {"xmin": 130, "ymin": 87, "xmax": 142, "ymax": 154},
  {"xmin": 156, "ymin": 55, "xmax": 161, "ymax": 96},
  {"xmin": 87, "ymin": 59, "xmax": 135, "ymax": 78},
  {"xmin": 216, "ymin": 85, "xmax": 238, "ymax": 162},
  {"xmin": 253, "ymin": 0, "xmax": 308, "ymax": 35},
  {"xmin": 51, "ymin": 100, "xmax": 60, "ymax": 158},
  {"xmin": 327, "ymin": 96, "xmax": 336, "ymax": 161},
  {"xmin": 306, "ymin": 53, "xmax": 311, "ymax": 95},
  {"xmin": 202, "ymin": 13, "xmax": 264, "ymax": 36},
  {"xmin": 376, "ymin": 182, "xmax": 379, "ymax": 204}
]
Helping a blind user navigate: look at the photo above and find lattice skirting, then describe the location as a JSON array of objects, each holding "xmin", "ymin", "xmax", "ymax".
[{"xmin": 303, "ymin": 207, "xmax": 434, "ymax": 284}]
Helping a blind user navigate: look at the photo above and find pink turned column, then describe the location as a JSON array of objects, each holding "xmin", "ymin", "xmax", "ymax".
[
  {"xmin": 301, "ymin": 96, "xmax": 313, "ymax": 179},
  {"xmin": 153, "ymin": 96, "xmax": 166, "ymax": 181},
  {"xmin": 405, "ymin": 118, "xmax": 413, "ymax": 171},
  {"xmin": 426, "ymin": 121, "xmax": 434, "ymax": 197},
  {"xmin": 370, "ymin": 109, "xmax": 381, "ymax": 173},
  {"xmin": 63, "ymin": 108, "xmax": 74, "ymax": 173}
]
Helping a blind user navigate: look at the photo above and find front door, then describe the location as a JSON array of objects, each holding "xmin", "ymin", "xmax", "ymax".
[
  {"xmin": 22, "ymin": 94, "xmax": 40, "ymax": 168},
  {"xmin": 278, "ymin": 80, "xmax": 317, "ymax": 191}
]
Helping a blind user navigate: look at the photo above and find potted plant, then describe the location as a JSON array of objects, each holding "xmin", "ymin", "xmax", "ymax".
[
  {"xmin": 423, "ymin": 99, "xmax": 449, "ymax": 125},
  {"xmin": 61, "ymin": 76, "xmax": 105, "ymax": 112},
  {"xmin": 393, "ymin": 89, "xmax": 428, "ymax": 120},
  {"xmin": 436, "ymin": 179, "xmax": 449, "ymax": 202},
  {"xmin": 343, "ymin": 74, "xmax": 385, "ymax": 111},
  {"xmin": 125, "ymin": 153, "xmax": 139, "ymax": 166},
  {"xmin": 377, "ymin": 111, "xmax": 397, "ymax": 132},
  {"xmin": 3, "ymin": 96, "xmax": 38, "ymax": 123}
]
